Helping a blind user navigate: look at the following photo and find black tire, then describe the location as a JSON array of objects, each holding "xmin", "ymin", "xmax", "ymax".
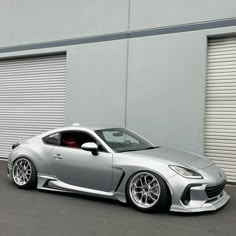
[
  {"xmin": 126, "ymin": 171, "xmax": 171, "ymax": 213},
  {"xmin": 12, "ymin": 157, "xmax": 37, "ymax": 189}
]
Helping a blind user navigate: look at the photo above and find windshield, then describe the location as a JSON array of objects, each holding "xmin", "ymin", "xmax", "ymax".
[{"xmin": 95, "ymin": 128, "xmax": 156, "ymax": 153}]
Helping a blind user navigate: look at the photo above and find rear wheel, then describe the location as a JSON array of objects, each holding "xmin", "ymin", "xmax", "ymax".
[
  {"xmin": 12, "ymin": 158, "xmax": 37, "ymax": 189},
  {"xmin": 126, "ymin": 171, "xmax": 170, "ymax": 213}
]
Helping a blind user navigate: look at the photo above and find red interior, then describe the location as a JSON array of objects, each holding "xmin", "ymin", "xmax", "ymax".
[{"xmin": 63, "ymin": 138, "xmax": 80, "ymax": 148}]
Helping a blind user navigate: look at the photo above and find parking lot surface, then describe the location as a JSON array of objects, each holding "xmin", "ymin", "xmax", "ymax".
[{"xmin": 0, "ymin": 160, "xmax": 236, "ymax": 236}]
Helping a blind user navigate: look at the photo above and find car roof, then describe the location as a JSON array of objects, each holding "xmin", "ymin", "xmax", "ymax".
[
  {"xmin": 39, "ymin": 125, "xmax": 123, "ymax": 138},
  {"xmin": 76, "ymin": 125, "xmax": 117, "ymax": 131},
  {"xmin": 69, "ymin": 125, "xmax": 123, "ymax": 131}
]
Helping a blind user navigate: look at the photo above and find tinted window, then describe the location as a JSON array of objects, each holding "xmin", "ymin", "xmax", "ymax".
[
  {"xmin": 60, "ymin": 131, "xmax": 106, "ymax": 152},
  {"xmin": 43, "ymin": 133, "xmax": 60, "ymax": 146}
]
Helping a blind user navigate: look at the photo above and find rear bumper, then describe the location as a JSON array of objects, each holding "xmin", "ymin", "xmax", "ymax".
[{"xmin": 7, "ymin": 164, "xmax": 13, "ymax": 179}]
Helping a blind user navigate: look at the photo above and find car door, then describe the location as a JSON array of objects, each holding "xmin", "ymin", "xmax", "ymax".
[{"xmin": 49, "ymin": 130, "xmax": 113, "ymax": 192}]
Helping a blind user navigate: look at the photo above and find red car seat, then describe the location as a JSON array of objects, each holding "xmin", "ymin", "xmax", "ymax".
[{"xmin": 63, "ymin": 137, "xmax": 80, "ymax": 148}]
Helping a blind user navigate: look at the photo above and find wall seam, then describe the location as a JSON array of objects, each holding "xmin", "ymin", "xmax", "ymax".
[
  {"xmin": 202, "ymin": 36, "xmax": 209, "ymax": 156},
  {"xmin": 124, "ymin": 0, "xmax": 131, "ymax": 128}
]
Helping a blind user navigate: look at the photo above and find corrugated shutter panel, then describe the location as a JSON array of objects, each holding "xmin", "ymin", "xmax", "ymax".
[
  {"xmin": 205, "ymin": 37, "xmax": 236, "ymax": 182},
  {"xmin": 0, "ymin": 54, "xmax": 66, "ymax": 158}
]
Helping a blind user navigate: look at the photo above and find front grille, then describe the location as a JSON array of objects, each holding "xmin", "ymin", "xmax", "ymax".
[{"xmin": 205, "ymin": 181, "xmax": 226, "ymax": 198}]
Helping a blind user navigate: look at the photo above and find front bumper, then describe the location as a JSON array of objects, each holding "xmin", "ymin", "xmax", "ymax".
[
  {"xmin": 167, "ymin": 164, "xmax": 230, "ymax": 213},
  {"xmin": 170, "ymin": 188, "xmax": 230, "ymax": 213}
]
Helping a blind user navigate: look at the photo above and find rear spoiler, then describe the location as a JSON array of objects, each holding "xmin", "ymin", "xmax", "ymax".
[
  {"xmin": 12, "ymin": 142, "xmax": 20, "ymax": 150},
  {"xmin": 12, "ymin": 137, "xmax": 29, "ymax": 150}
]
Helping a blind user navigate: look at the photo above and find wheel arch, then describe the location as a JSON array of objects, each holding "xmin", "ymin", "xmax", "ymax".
[
  {"xmin": 11, "ymin": 142, "xmax": 53, "ymax": 176},
  {"xmin": 13, "ymin": 155, "xmax": 37, "ymax": 169},
  {"xmin": 125, "ymin": 169, "xmax": 173, "ymax": 205}
]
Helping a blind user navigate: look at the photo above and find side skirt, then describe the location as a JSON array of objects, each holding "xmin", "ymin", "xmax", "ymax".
[{"xmin": 37, "ymin": 174, "xmax": 127, "ymax": 203}]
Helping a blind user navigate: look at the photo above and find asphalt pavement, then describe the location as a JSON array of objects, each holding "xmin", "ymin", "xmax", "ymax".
[{"xmin": 0, "ymin": 160, "xmax": 236, "ymax": 236}]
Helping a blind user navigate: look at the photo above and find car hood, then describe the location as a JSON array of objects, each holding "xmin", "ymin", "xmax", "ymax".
[{"xmin": 124, "ymin": 147, "xmax": 213, "ymax": 170}]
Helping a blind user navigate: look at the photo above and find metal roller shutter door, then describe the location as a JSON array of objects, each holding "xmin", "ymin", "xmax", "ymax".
[
  {"xmin": 205, "ymin": 37, "xmax": 236, "ymax": 182},
  {"xmin": 0, "ymin": 54, "xmax": 66, "ymax": 158}
]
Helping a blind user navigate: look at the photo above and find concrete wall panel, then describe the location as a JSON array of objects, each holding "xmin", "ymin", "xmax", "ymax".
[
  {"xmin": 65, "ymin": 40, "xmax": 127, "ymax": 127},
  {"xmin": 130, "ymin": 0, "xmax": 236, "ymax": 30},
  {"xmin": 126, "ymin": 32, "xmax": 207, "ymax": 154},
  {"xmin": 0, "ymin": 0, "xmax": 129, "ymax": 47}
]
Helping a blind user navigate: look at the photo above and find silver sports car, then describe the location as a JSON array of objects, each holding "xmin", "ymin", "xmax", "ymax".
[{"xmin": 7, "ymin": 125, "xmax": 230, "ymax": 213}]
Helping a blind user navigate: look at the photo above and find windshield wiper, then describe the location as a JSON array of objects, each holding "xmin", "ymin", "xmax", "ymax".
[
  {"xmin": 119, "ymin": 149, "xmax": 139, "ymax": 153},
  {"xmin": 143, "ymin": 146, "xmax": 160, "ymax": 150},
  {"xmin": 119, "ymin": 146, "xmax": 160, "ymax": 153}
]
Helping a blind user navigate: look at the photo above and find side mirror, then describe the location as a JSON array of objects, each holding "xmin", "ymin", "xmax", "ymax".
[{"xmin": 81, "ymin": 142, "xmax": 98, "ymax": 155}]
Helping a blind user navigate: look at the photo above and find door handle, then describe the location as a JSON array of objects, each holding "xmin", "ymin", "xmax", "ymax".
[{"xmin": 54, "ymin": 154, "xmax": 63, "ymax": 160}]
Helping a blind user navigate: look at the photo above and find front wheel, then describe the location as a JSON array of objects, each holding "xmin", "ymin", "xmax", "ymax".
[
  {"xmin": 12, "ymin": 157, "xmax": 37, "ymax": 189},
  {"xmin": 126, "ymin": 171, "xmax": 170, "ymax": 213}
]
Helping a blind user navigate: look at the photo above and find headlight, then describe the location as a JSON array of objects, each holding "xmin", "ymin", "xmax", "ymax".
[{"xmin": 169, "ymin": 165, "xmax": 203, "ymax": 179}]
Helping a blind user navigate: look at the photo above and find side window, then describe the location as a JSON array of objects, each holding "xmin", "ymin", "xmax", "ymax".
[
  {"xmin": 43, "ymin": 133, "xmax": 60, "ymax": 146},
  {"xmin": 60, "ymin": 131, "xmax": 107, "ymax": 152}
]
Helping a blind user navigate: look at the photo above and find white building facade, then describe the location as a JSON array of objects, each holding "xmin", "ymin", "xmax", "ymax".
[{"xmin": 0, "ymin": 0, "xmax": 236, "ymax": 182}]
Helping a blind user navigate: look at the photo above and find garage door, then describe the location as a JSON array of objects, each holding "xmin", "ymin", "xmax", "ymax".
[
  {"xmin": 0, "ymin": 54, "xmax": 66, "ymax": 158},
  {"xmin": 205, "ymin": 37, "xmax": 236, "ymax": 183}
]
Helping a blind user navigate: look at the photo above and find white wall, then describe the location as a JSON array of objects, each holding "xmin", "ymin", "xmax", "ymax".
[
  {"xmin": 1, "ymin": 1, "xmax": 236, "ymax": 155},
  {"xmin": 126, "ymin": 32, "xmax": 207, "ymax": 153},
  {"xmin": 65, "ymin": 40, "xmax": 128, "ymax": 127},
  {"xmin": 126, "ymin": 25, "xmax": 236, "ymax": 154},
  {"xmin": 0, "ymin": 0, "xmax": 129, "ymax": 47},
  {"xmin": 130, "ymin": 0, "xmax": 236, "ymax": 30}
]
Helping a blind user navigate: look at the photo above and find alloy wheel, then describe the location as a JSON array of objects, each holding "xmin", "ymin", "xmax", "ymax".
[
  {"xmin": 13, "ymin": 158, "xmax": 32, "ymax": 186},
  {"xmin": 129, "ymin": 172, "xmax": 161, "ymax": 208}
]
